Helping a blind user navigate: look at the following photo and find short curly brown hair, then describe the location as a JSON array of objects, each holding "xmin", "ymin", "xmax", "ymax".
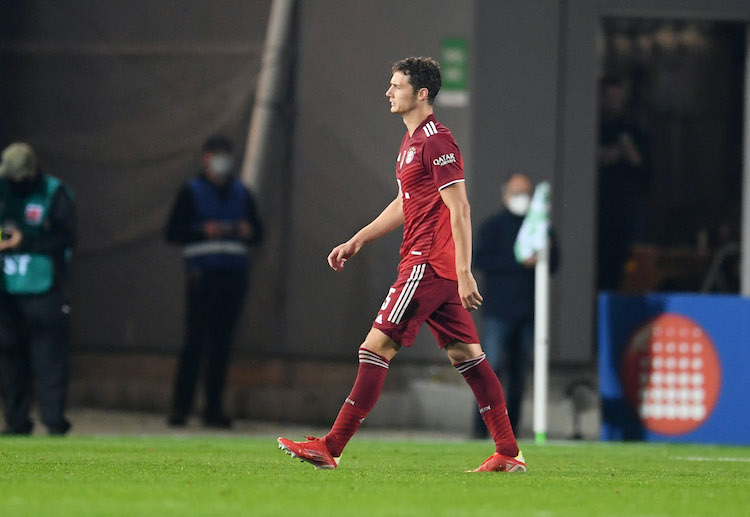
[{"xmin": 392, "ymin": 57, "xmax": 441, "ymax": 105}]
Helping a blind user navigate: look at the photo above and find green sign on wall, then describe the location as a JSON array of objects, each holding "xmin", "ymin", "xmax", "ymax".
[{"xmin": 439, "ymin": 37, "xmax": 469, "ymax": 107}]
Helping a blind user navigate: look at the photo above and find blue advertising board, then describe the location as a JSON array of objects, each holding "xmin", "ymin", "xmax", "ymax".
[{"xmin": 598, "ymin": 293, "xmax": 750, "ymax": 444}]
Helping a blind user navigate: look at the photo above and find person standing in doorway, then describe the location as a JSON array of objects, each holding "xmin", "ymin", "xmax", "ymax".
[{"xmin": 597, "ymin": 76, "xmax": 650, "ymax": 291}]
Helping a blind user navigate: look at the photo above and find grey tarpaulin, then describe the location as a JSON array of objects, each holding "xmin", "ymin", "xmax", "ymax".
[
  {"xmin": 0, "ymin": 1, "xmax": 275, "ymax": 354},
  {"xmin": 1, "ymin": 1, "xmax": 478, "ymax": 364}
]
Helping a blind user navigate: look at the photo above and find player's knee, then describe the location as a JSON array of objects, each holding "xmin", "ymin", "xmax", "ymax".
[
  {"xmin": 361, "ymin": 328, "xmax": 400, "ymax": 361},
  {"xmin": 445, "ymin": 341, "xmax": 483, "ymax": 364}
]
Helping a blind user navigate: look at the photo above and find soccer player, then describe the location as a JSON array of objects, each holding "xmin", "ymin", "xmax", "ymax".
[{"xmin": 278, "ymin": 57, "xmax": 525, "ymax": 473}]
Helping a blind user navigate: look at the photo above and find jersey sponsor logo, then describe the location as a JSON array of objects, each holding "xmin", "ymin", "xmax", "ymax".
[
  {"xmin": 433, "ymin": 153, "xmax": 456, "ymax": 167},
  {"xmin": 345, "ymin": 397, "xmax": 356, "ymax": 406},
  {"xmin": 24, "ymin": 203, "xmax": 44, "ymax": 225},
  {"xmin": 405, "ymin": 146, "xmax": 416, "ymax": 164}
]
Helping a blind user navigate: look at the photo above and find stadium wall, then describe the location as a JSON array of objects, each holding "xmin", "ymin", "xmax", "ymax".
[
  {"xmin": 282, "ymin": 0, "xmax": 475, "ymax": 361},
  {"xmin": 2, "ymin": 0, "xmax": 750, "ymax": 431}
]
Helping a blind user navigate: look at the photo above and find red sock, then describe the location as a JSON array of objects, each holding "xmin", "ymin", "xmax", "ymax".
[
  {"xmin": 324, "ymin": 347, "xmax": 390, "ymax": 457},
  {"xmin": 455, "ymin": 354, "xmax": 519, "ymax": 457}
]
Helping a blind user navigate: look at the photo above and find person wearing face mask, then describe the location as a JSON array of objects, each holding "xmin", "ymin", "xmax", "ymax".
[
  {"xmin": 165, "ymin": 135, "xmax": 263, "ymax": 428},
  {"xmin": 0, "ymin": 142, "xmax": 76, "ymax": 435},
  {"xmin": 472, "ymin": 173, "xmax": 557, "ymax": 438}
]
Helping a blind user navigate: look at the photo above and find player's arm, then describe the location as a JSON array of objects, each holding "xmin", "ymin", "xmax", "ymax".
[
  {"xmin": 165, "ymin": 184, "xmax": 202, "ymax": 244},
  {"xmin": 439, "ymin": 181, "xmax": 483, "ymax": 311},
  {"xmin": 327, "ymin": 193, "xmax": 404, "ymax": 271}
]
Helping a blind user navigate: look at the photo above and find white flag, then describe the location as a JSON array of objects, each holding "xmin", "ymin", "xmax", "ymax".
[{"xmin": 514, "ymin": 181, "xmax": 550, "ymax": 263}]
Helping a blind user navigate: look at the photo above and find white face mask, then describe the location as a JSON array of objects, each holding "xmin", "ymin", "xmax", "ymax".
[
  {"xmin": 506, "ymin": 194, "xmax": 531, "ymax": 216},
  {"xmin": 209, "ymin": 154, "xmax": 234, "ymax": 177}
]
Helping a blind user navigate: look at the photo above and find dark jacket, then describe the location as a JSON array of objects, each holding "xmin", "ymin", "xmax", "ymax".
[{"xmin": 474, "ymin": 209, "xmax": 557, "ymax": 318}]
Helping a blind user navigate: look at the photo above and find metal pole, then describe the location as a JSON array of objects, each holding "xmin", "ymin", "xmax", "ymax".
[
  {"xmin": 533, "ymin": 237, "xmax": 550, "ymax": 444},
  {"xmin": 741, "ymin": 25, "xmax": 750, "ymax": 296},
  {"xmin": 240, "ymin": 0, "xmax": 296, "ymax": 191}
]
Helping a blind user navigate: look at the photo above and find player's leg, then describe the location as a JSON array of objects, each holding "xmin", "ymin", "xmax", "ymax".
[
  {"xmin": 426, "ymin": 280, "xmax": 524, "ymax": 472},
  {"xmin": 323, "ymin": 328, "xmax": 398, "ymax": 455},
  {"xmin": 337, "ymin": 264, "xmax": 445, "ymax": 455},
  {"xmin": 446, "ymin": 341, "xmax": 526, "ymax": 472},
  {"xmin": 278, "ymin": 265, "xmax": 429, "ymax": 468},
  {"xmin": 277, "ymin": 329, "xmax": 400, "ymax": 469},
  {"xmin": 445, "ymin": 340, "xmax": 518, "ymax": 454},
  {"xmin": 277, "ymin": 328, "xmax": 398, "ymax": 469},
  {"xmin": 473, "ymin": 315, "xmax": 508, "ymax": 438}
]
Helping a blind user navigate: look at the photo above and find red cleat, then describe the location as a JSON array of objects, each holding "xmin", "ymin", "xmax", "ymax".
[
  {"xmin": 277, "ymin": 436, "xmax": 340, "ymax": 470},
  {"xmin": 468, "ymin": 451, "xmax": 526, "ymax": 472}
]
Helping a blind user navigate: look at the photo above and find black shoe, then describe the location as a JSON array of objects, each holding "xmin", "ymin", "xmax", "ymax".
[
  {"xmin": 167, "ymin": 413, "xmax": 188, "ymax": 427},
  {"xmin": 202, "ymin": 414, "xmax": 232, "ymax": 429},
  {"xmin": 2, "ymin": 419, "xmax": 33, "ymax": 436},
  {"xmin": 48, "ymin": 419, "xmax": 71, "ymax": 436},
  {"xmin": 1, "ymin": 427, "xmax": 32, "ymax": 436}
]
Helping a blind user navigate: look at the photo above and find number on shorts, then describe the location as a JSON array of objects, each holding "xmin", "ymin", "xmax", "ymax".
[{"xmin": 380, "ymin": 288, "xmax": 397, "ymax": 310}]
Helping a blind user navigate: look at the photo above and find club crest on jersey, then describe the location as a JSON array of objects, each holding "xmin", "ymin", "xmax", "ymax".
[
  {"xmin": 405, "ymin": 147, "xmax": 416, "ymax": 164},
  {"xmin": 24, "ymin": 203, "xmax": 44, "ymax": 225},
  {"xmin": 433, "ymin": 153, "xmax": 456, "ymax": 167}
]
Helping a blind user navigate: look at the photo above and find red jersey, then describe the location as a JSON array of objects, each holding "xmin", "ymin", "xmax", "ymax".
[{"xmin": 395, "ymin": 114, "xmax": 464, "ymax": 281}]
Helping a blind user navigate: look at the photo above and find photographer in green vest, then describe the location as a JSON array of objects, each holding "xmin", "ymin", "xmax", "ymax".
[{"xmin": 0, "ymin": 142, "xmax": 76, "ymax": 435}]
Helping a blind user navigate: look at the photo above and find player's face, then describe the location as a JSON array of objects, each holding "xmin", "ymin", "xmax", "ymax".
[{"xmin": 386, "ymin": 72, "xmax": 418, "ymax": 115}]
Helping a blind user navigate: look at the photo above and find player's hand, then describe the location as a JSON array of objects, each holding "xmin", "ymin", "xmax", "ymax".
[
  {"xmin": 203, "ymin": 221, "xmax": 225, "ymax": 239},
  {"xmin": 327, "ymin": 239, "xmax": 362, "ymax": 271},
  {"xmin": 522, "ymin": 253, "xmax": 537, "ymax": 268},
  {"xmin": 458, "ymin": 272, "xmax": 483, "ymax": 311},
  {"xmin": 235, "ymin": 221, "xmax": 254, "ymax": 240},
  {"xmin": 0, "ymin": 229, "xmax": 22, "ymax": 251}
]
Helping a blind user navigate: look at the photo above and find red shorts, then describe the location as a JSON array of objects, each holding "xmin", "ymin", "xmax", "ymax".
[{"xmin": 372, "ymin": 263, "xmax": 480, "ymax": 348}]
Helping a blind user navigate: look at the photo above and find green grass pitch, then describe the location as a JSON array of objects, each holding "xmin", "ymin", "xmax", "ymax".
[{"xmin": 1, "ymin": 435, "xmax": 749, "ymax": 516}]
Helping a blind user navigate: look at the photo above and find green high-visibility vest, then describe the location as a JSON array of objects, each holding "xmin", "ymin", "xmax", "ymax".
[{"xmin": 0, "ymin": 175, "xmax": 72, "ymax": 294}]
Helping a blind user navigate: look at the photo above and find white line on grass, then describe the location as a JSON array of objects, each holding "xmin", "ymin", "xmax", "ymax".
[{"xmin": 675, "ymin": 456, "xmax": 750, "ymax": 463}]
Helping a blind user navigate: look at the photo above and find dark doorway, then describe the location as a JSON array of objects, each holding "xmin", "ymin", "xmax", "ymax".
[{"xmin": 596, "ymin": 19, "xmax": 744, "ymax": 293}]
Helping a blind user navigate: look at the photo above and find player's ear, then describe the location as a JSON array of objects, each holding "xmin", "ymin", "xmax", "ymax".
[{"xmin": 417, "ymin": 87, "xmax": 429, "ymax": 101}]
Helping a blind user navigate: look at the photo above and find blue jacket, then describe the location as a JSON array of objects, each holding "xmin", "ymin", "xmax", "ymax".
[{"xmin": 165, "ymin": 174, "xmax": 263, "ymax": 271}]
